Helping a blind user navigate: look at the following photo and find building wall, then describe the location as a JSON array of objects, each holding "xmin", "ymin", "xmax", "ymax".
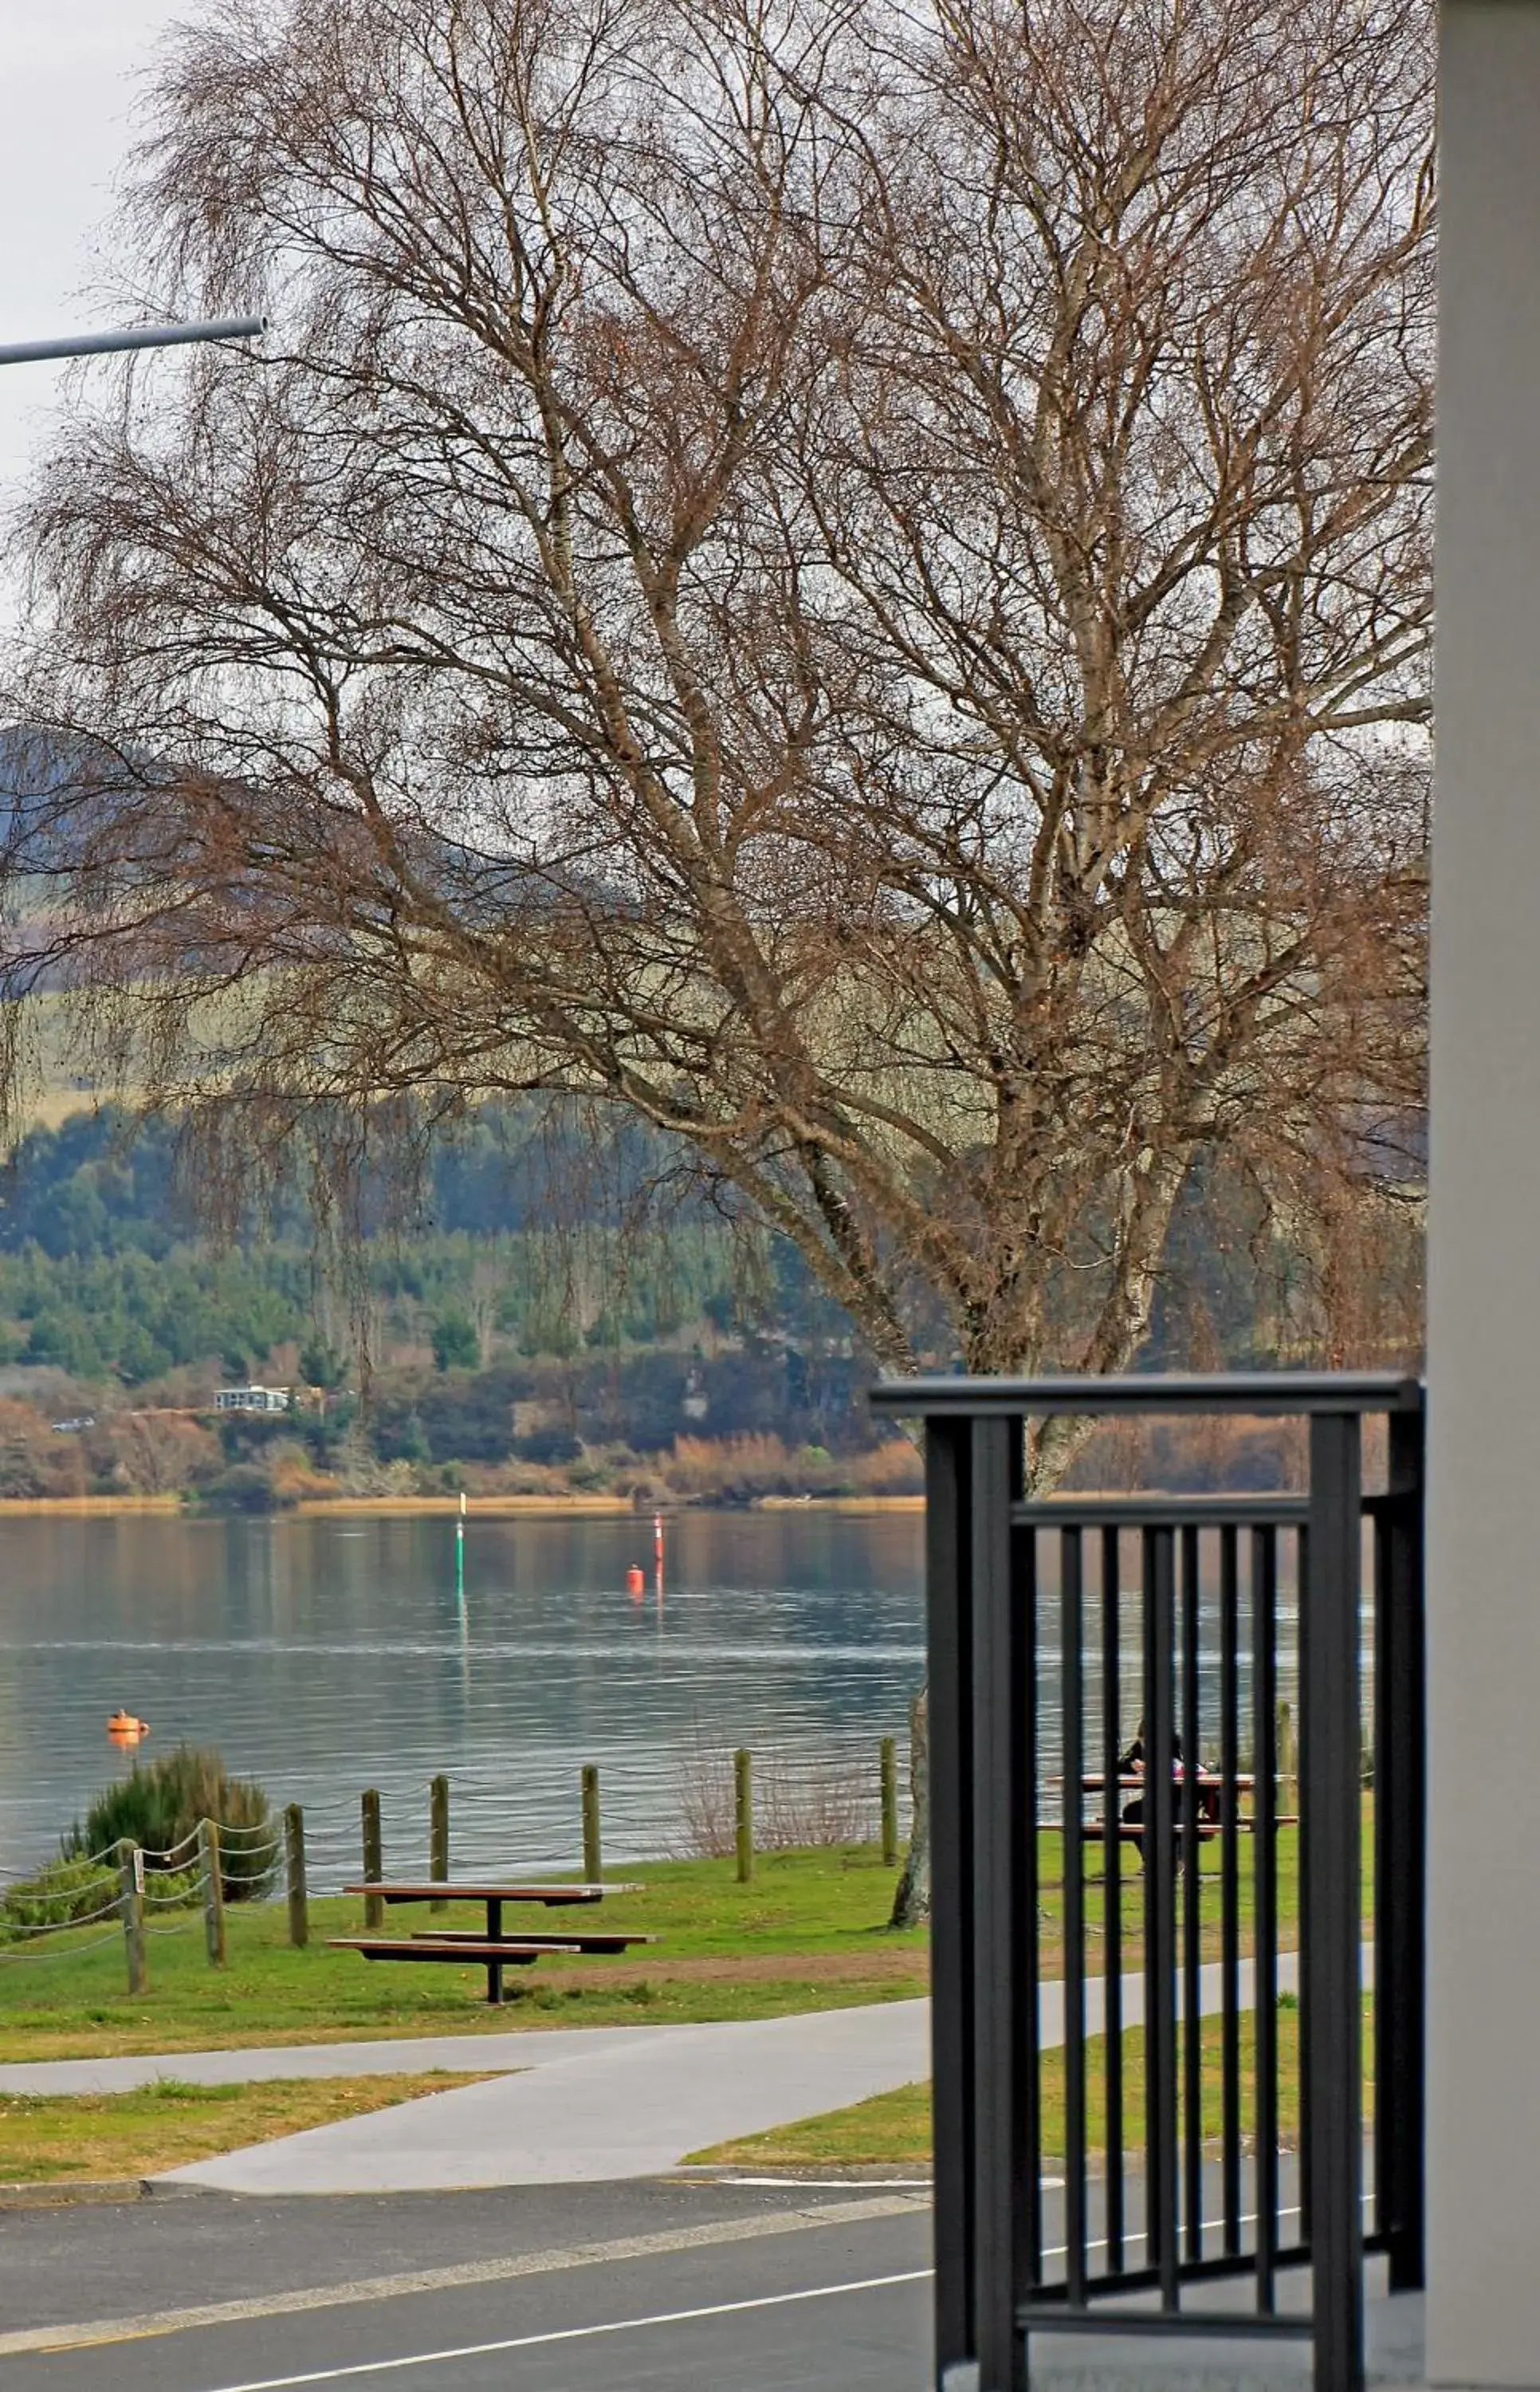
[{"xmin": 1428, "ymin": 6, "xmax": 1540, "ymax": 2379}]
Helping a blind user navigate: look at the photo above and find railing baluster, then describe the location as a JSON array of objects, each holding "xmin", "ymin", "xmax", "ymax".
[
  {"xmin": 1145, "ymin": 1524, "xmax": 1180, "ymax": 2312},
  {"xmin": 1220, "ymin": 1523, "xmax": 1243, "ymax": 2256},
  {"xmin": 1101, "ymin": 1523, "xmax": 1124, "ymax": 2276},
  {"xmin": 1306, "ymin": 1412, "xmax": 1365, "ymax": 2392},
  {"xmin": 1022, "ymin": 1524, "xmax": 1043, "ymax": 2296},
  {"xmin": 970, "ymin": 1418, "xmax": 1029, "ymax": 2392},
  {"xmin": 1298, "ymin": 1519, "xmax": 1312, "ymax": 2252},
  {"xmin": 1377, "ymin": 1405, "xmax": 1426, "ymax": 2291},
  {"xmin": 1253, "ymin": 1525, "xmax": 1279, "ymax": 2313},
  {"xmin": 1063, "ymin": 1526, "xmax": 1087, "ymax": 2307},
  {"xmin": 1181, "ymin": 1523, "xmax": 1204, "ymax": 2264},
  {"xmin": 924, "ymin": 1417, "xmax": 976, "ymax": 2379}
]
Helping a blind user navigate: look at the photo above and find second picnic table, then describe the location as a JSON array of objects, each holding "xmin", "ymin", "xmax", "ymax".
[
  {"xmin": 332, "ymin": 1879, "xmax": 656, "ymax": 2004},
  {"xmin": 1074, "ymin": 1773, "xmax": 1302, "ymax": 1863}
]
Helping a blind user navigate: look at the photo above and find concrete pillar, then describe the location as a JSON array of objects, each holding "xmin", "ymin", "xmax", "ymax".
[{"xmin": 1429, "ymin": 6, "xmax": 1540, "ymax": 2381}]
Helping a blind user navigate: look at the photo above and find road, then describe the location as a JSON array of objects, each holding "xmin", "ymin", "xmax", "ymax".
[
  {"xmin": 0, "ymin": 2163, "xmax": 1423, "ymax": 2392},
  {"xmin": 1, "ymin": 2182, "xmax": 933, "ymax": 2392}
]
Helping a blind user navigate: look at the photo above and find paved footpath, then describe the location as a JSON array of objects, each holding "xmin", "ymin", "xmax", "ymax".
[{"xmin": 171, "ymin": 2002, "xmax": 930, "ymax": 2193}]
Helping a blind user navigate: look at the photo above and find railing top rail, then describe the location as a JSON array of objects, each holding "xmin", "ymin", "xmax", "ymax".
[
  {"xmin": 870, "ymin": 1369, "xmax": 1423, "ymax": 1418},
  {"xmin": 1012, "ymin": 1493, "xmax": 1310, "ymax": 1525}
]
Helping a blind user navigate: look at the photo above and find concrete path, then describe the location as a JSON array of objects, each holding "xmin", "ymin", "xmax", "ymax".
[{"xmin": 163, "ymin": 2001, "xmax": 932, "ymax": 2193}]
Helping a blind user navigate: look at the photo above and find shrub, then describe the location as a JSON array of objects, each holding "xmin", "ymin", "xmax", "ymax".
[
  {"xmin": 844, "ymin": 1440, "xmax": 925, "ymax": 1496},
  {"xmin": 0, "ymin": 1854, "xmax": 122, "ymax": 1942},
  {"xmin": 202, "ymin": 1461, "xmax": 287, "ymax": 1513},
  {"xmin": 430, "ymin": 1311, "xmax": 480, "ymax": 1371},
  {"xmin": 63, "ymin": 1746, "xmax": 278, "ymax": 1901},
  {"xmin": 0, "ymin": 1852, "xmax": 206, "ymax": 1944},
  {"xmin": 665, "ymin": 1433, "xmax": 801, "ymax": 1501},
  {"xmin": 670, "ymin": 1744, "xmax": 880, "ymax": 1857}
]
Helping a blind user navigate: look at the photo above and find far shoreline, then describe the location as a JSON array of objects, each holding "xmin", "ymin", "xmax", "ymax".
[{"xmin": 0, "ymin": 1491, "xmax": 926, "ymax": 1518}]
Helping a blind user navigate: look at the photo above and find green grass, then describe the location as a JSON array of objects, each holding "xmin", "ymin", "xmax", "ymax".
[
  {"xmin": 0, "ymin": 1846, "xmax": 925, "ymax": 2060},
  {"xmin": 692, "ymin": 1995, "xmax": 1374, "ymax": 2170},
  {"xmin": 0, "ymin": 2071, "xmax": 489, "ymax": 2182},
  {"xmin": 0, "ymin": 1821, "xmax": 1328, "ymax": 2063}
]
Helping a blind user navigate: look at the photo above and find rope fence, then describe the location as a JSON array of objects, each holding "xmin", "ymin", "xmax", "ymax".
[
  {"xmin": 0, "ymin": 1895, "xmax": 124, "ymax": 1934},
  {"xmin": 0, "ymin": 1926, "xmax": 123, "ymax": 1963}
]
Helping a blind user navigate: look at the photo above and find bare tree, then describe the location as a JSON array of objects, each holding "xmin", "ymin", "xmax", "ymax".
[{"xmin": 0, "ymin": 0, "xmax": 1431, "ymax": 1902}]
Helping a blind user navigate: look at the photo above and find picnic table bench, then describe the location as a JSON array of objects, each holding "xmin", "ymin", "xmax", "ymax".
[
  {"xmin": 1071, "ymin": 1773, "xmax": 1298, "ymax": 1855},
  {"xmin": 331, "ymin": 1880, "xmax": 658, "ymax": 2005}
]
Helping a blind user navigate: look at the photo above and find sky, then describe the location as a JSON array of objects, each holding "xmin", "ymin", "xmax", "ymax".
[{"xmin": 0, "ymin": 2, "xmax": 183, "ymax": 485}]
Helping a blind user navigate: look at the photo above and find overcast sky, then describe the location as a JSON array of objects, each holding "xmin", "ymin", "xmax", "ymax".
[{"xmin": 0, "ymin": 2, "xmax": 183, "ymax": 485}]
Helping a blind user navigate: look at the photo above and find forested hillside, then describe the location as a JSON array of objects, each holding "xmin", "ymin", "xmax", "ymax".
[{"xmin": 0, "ymin": 1104, "xmax": 1420, "ymax": 1506}]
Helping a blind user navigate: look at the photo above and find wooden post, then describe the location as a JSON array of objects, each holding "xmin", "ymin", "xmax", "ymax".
[
  {"xmin": 201, "ymin": 1818, "xmax": 226, "ymax": 1966},
  {"xmin": 118, "ymin": 1839, "xmax": 147, "ymax": 1995},
  {"xmin": 881, "ymin": 1734, "xmax": 899, "ymax": 1868},
  {"xmin": 361, "ymin": 1788, "xmax": 383, "ymax": 1930},
  {"xmin": 285, "ymin": 1804, "xmax": 308, "ymax": 1949},
  {"xmin": 1278, "ymin": 1699, "xmax": 1298, "ymax": 1820},
  {"xmin": 581, "ymin": 1764, "xmax": 602, "ymax": 1883},
  {"xmin": 735, "ymin": 1748, "xmax": 754, "ymax": 1883},
  {"xmin": 430, "ymin": 1775, "xmax": 450, "ymax": 1913}
]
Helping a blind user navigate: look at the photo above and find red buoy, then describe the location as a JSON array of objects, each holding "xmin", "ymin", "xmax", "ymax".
[{"xmin": 626, "ymin": 1565, "xmax": 646, "ymax": 1597}]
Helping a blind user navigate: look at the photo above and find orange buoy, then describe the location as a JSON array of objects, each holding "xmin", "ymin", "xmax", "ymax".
[
  {"xmin": 107, "ymin": 1710, "xmax": 150, "ymax": 1741},
  {"xmin": 626, "ymin": 1565, "xmax": 646, "ymax": 1597}
]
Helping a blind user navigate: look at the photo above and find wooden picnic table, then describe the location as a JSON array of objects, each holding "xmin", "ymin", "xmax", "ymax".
[
  {"xmin": 332, "ymin": 1879, "xmax": 656, "ymax": 2005},
  {"xmin": 1071, "ymin": 1772, "xmax": 1296, "ymax": 1854},
  {"xmin": 1081, "ymin": 1770, "xmax": 1255, "ymax": 1814}
]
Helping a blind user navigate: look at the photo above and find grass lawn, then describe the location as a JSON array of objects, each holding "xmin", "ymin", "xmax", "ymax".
[
  {"xmin": 692, "ymin": 1996, "xmax": 1374, "ymax": 2170},
  {"xmin": 0, "ymin": 1824, "xmax": 1325, "ymax": 2063},
  {"xmin": 0, "ymin": 1847, "xmax": 925, "ymax": 2060},
  {"xmin": 0, "ymin": 2071, "xmax": 488, "ymax": 2183}
]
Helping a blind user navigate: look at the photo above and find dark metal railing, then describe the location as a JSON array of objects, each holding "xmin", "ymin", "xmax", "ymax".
[{"xmin": 869, "ymin": 1372, "xmax": 1425, "ymax": 2392}]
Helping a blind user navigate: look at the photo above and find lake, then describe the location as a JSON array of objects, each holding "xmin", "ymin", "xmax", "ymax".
[{"xmin": 0, "ymin": 1509, "xmax": 926, "ymax": 1888}]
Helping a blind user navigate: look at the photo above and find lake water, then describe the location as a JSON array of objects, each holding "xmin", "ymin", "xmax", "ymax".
[{"xmin": 0, "ymin": 1509, "xmax": 926, "ymax": 1887}]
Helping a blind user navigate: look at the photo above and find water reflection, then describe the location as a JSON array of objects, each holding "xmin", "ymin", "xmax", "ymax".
[{"xmin": 0, "ymin": 1510, "xmax": 925, "ymax": 1882}]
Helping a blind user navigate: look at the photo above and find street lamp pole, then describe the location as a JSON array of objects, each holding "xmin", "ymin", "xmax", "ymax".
[{"xmin": 0, "ymin": 315, "xmax": 265, "ymax": 368}]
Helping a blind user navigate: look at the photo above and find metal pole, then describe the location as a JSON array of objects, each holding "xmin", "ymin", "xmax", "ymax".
[
  {"xmin": 0, "ymin": 316, "xmax": 265, "ymax": 368},
  {"xmin": 1144, "ymin": 1525, "xmax": 1181, "ymax": 2314},
  {"xmin": 1377, "ymin": 1401, "xmax": 1427, "ymax": 2292},
  {"xmin": 1306, "ymin": 1411, "xmax": 1365, "ymax": 2392},
  {"xmin": 971, "ymin": 1416, "xmax": 1028, "ymax": 2392},
  {"xmin": 926, "ymin": 1416, "xmax": 976, "ymax": 2386}
]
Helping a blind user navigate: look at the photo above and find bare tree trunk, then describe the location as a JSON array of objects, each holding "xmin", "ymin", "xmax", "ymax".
[{"xmin": 890, "ymin": 1686, "xmax": 929, "ymax": 1929}]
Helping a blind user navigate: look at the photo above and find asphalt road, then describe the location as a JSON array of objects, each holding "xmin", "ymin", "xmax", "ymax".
[
  {"xmin": 2, "ymin": 2185, "xmax": 933, "ymax": 2392},
  {"xmin": 0, "ymin": 2160, "xmax": 1422, "ymax": 2392}
]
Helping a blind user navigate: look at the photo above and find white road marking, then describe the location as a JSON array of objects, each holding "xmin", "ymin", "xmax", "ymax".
[
  {"xmin": 191, "ymin": 2269, "xmax": 935, "ymax": 2392},
  {"xmin": 721, "ymin": 2176, "xmax": 935, "ymax": 2189},
  {"xmin": 191, "ymin": 2204, "xmax": 1320, "ymax": 2392}
]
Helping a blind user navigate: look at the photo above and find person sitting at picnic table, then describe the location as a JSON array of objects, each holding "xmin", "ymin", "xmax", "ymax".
[
  {"xmin": 1118, "ymin": 1717, "xmax": 1183, "ymax": 1779},
  {"xmin": 1118, "ymin": 1717, "xmax": 1188, "ymax": 1865}
]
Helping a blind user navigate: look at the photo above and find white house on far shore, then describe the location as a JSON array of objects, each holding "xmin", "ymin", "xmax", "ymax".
[{"xmin": 213, "ymin": 1385, "xmax": 291, "ymax": 1415}]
